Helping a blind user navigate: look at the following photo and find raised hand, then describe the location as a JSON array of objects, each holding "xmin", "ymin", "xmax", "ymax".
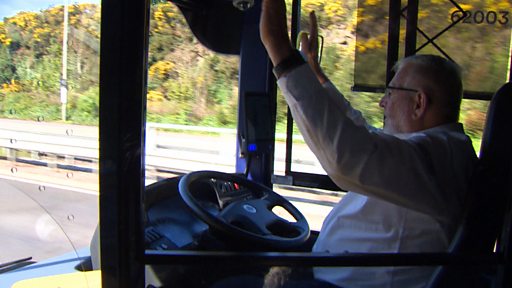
[{"xmin": 300, "ymin": 11, "xmax": 327, "ymax": 84}]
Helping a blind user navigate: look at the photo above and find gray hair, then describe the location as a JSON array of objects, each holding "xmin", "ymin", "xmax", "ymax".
[{"xmin": 394, "ymin": 54, "xmax": 463, "ymax": 122}]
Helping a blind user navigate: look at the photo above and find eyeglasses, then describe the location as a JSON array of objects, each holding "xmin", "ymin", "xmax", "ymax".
[{"xmin": 385, "ymin": 85, "xmax": 419, "ymax": 96}]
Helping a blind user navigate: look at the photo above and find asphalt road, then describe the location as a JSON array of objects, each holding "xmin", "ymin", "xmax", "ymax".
[{"xmin": 0, "ymin": 178, "xmax": 99, "ymax": 264}]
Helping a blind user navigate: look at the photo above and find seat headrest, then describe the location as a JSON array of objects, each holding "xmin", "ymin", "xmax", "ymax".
[{"xmin": 479, "ymin": 82, "xmax": 512, "ymax": 169}]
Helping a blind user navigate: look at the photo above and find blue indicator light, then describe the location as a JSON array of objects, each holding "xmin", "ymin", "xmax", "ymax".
[{"xmin": 248, "ymin": 143, "xmax": 257, "ymax": 152}]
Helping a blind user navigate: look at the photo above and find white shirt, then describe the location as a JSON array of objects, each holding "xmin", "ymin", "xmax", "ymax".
[{"xmin": 277, "ymin": 65, "xmax": 477, "ymax": 288}]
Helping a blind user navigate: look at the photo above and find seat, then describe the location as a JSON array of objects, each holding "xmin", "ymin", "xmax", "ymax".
[{"xmin": 428, "ymin": 82, "xmax": 512, "ymax": 287}]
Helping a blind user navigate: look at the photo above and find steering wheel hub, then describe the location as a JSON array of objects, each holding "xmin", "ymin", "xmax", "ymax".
[{"xmin": 242, "ymin": 204, "xmax": 257, "ymax": 213}]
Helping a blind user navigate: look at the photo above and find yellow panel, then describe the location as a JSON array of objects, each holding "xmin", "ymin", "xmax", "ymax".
[{"xmin": 11, "ymin": 270, "xmax": 101, "ymax": 288}]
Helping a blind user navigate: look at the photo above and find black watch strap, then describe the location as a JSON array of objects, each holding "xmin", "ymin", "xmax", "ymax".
[{"xmin": 272, "ymin": 50, "xmax": 306, "ymax": 79}]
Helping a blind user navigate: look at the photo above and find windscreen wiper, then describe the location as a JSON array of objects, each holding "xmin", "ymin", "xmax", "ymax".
[{"xmin": 0, "ymin": 257, "xmax": 36, "ymax": 274}]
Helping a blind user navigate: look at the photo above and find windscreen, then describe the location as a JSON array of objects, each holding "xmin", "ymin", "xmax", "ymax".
[
  {"xmin": 0, "ymin": 1, "xmax": 101, "ymax": 286},
  {"xmin": 279, "ymin": 0, "xmax": 509, "ymax": 191}
]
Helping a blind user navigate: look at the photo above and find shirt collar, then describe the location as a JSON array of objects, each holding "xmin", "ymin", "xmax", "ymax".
[{"xmin": 392, "ymin": 122, "xmax": 465, "ymax": 139}]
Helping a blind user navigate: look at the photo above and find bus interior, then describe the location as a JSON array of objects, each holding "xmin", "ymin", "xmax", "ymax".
[{"xmin": 1, "ymin": 0, "xmax": 512, "ymax": 287}]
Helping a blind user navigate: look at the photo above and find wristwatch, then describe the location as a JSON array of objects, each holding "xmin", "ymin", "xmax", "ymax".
[{"xmin": 272, "ymin": 49, "xmax": 306, "ymax": 79}]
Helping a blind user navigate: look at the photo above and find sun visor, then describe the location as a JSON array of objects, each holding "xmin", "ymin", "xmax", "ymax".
[{"xmin": 170, "ymin": 0, "xmax": 243, "ymax": 55}]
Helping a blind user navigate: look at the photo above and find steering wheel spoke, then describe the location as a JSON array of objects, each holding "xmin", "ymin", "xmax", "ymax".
[{"xmin": 218, "ymin": 200, "xmax": 270, "ymax": 234}]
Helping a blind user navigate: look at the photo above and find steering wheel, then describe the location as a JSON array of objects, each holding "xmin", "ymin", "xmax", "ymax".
[{"xmin": 178, "ymin": 171, "xmax": 310, "ymax": 249}]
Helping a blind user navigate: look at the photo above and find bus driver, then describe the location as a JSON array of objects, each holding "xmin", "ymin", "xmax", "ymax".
[{"xmin": 259, "ymin": 0, "xmax": 478, "ymax": 287}]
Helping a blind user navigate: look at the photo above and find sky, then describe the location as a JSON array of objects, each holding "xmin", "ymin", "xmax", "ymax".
[{"xmin": 1, "ymin": 0, "xmax": 99, "ymax": 20}]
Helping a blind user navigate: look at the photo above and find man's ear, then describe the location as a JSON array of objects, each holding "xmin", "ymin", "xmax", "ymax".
[{"xmin": 412, "ymin": 90, "xmax": 428, "ymax": 120}]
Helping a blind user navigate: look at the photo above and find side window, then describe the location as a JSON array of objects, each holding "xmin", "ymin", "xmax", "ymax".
[
  {"xmin": 274, "ymin": 0, "xmax": 381, "ymax": 177},
  {"xmin": 274, "ymin": 0, "xmax": 367, "ymax": 179},
  {"xmin": 278, "ymin": 0, "xmax": 508, "ymax": 185}
]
